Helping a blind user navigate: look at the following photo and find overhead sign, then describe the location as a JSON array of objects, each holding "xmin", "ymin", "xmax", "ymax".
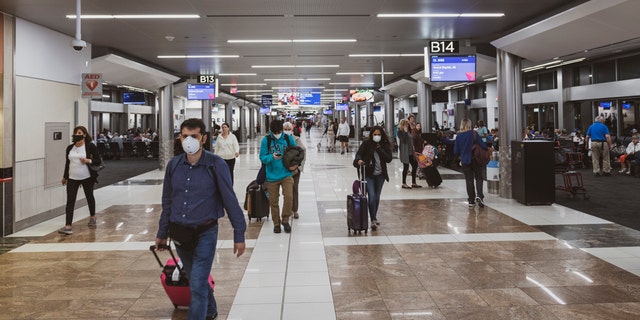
[
  {"xmin": 429, "ymin": 40, "xmax": 459, "ymax": 54},
  {"xmin": 81, "ymin": 73, "xmax": 103, "ymax": 98},
  {"xmin": 197, "ymin": 75, "xmax": 216, "ymax": 84}
]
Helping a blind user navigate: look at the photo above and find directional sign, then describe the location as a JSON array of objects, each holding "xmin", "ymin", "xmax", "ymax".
[{"xmin": 81, "ymin": 73, "xmax": 103, "ymax": 98}]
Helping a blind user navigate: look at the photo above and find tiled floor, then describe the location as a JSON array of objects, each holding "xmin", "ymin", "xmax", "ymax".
[{"xmin": 3, "ymin": 127, "xmax": 640, "ymax": 319}]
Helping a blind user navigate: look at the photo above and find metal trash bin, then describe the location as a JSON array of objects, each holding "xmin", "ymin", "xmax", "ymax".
[{"xmin": 487, "ymin": 151, "xmax": 499, "ymax": 194}]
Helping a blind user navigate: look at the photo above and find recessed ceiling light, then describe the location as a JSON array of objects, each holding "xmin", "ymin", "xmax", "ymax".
[
  {"xmin": 272, "ymin": 86, "xmax": 325, "ymax": 89},
  {"xmin": 336, "ymin": 72, "xmax": 393, "ymax": 75},
  {"xmin": 377, "ymin": 13, "xmax": 504, "ymax": 18},
  {"xmin": 218, "ymin": 73, "xmax": 258, "ymax": 76},
  {"xmin": 157, "ymin": 55, "xmax": 239, "ymax": 59},
  {"xmin": 252, "ymin": 65, "xmax": 340, "ymax": 68},
  {"xmin": 66, "ymin": 14, "xmax": 200, "ymax": 19},
  {"xmin": 228, "ymin": 39, "xmax": 356, "ymax": 43},
  {"xmin": 329, "ymin": 82, "xmax": 374, "ymax": 85},
  {"xmin": 220, "ymin": 83, "xmax": 267, "ymax": 86}
]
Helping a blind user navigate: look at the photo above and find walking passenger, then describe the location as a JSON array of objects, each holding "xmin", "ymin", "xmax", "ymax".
[
  {"xmin": 454, "ymin": 119, "xmax": 489, "ymax": 208},
  {"xmin": 259, "ymin": 120, "xmax": 299, "ymax": 233},
  {"xmin": 353, "ymin": 126, "xmax": 393, "ymax": 230},
  {"xmin": 585, "ymin": 115, "xmax": 613, "ymax": 176},
  {"xmin": 214, "ymin": 122, "xmax": 240, "ymax": 184},
  {"xmin": 397, "ymin": 119, "xmax": 421, "ymax": 189},
  {"xmin": 337, "ymin": 117, "xmax": 350, "ymax": 154},
  {"xmin": 154, "ymin": 118, "xmax": 246, "ymax": 320},
  {"xmin": 283, "ymin": 122, "xmax": 306, "ymax": 219},
  {"xmin": 60, "ymin": 126, "xmax": 102, "ymax": 235}
]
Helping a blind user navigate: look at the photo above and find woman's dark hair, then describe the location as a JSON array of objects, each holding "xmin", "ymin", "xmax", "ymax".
[
  {"xmin": 73, "ymin": 125, "xmax": 93, "ymax": 142},
  {"xmin": 221, "ymin": 122, "xmax": 230, "ymax": 128},
  {"xmin": 270, "ymin": 120, "xmax": 283, "ymax": 133},
  {"xmin": 369, "ymin": 125, "xmax": 389, "ymax": 144},
  {"xmin": 180, "ymin": 118, "xmax": 206, "ymax": 134}
]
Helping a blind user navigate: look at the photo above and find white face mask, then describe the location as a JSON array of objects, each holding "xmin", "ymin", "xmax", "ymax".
[
  {"xmin": 273, "ymin": 133, "xmax": 282, "ymax": 139},
  {"xmin": 372, "ymin": 135, "xmax": 382, "ymax": 143},
  {"xmin": 182, "ymin": 136, "xmax": 201, "ymax": 155},
  {"xmin": 284, "ymin": 130, "xmax": 293, "ymax": 135}
]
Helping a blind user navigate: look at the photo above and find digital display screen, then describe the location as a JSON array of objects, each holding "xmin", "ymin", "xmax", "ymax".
[
  {"xmin": 622, "ymin": 103, "xmax": 632, "ymax": 109},
  {"xmin": 187, "ymin": 84, "xmax": 216, "ymax": 100},
  {"xmin": 600, "ymin": 101, "xmax": 611, "ymax": 109},
  {"xmin": 349, "ymin": 89, "xmax": 374, "ymax": 102},
  {"xmin": 430, "ymin": 55, "xmax": 476, "ymax": 82},
  {"xmin": 336, "ymin": 103, "xmax": 349, "ymax": 111},
  {"xmin": 323, "ymin": 109, "xmax": 333, "ymax": 115},
  {"xmin": 259, "ymin": 105, "xmax": 271, "ymax": 114},
  {"xmin": 277, "ymin": 89, "xmax": 321, "ymax": 105},
  {"xmin": 123, "ymin": 92, "xmax": 146, "ymax": 105}
]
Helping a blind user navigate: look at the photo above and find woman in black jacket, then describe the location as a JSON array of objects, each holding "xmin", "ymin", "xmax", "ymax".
[
  {"xmin": 59, "ymin": 126, "xmax": 102, "ymax": 235},
  {"xmin": 353, "ymin": 126, "xmax": 393, "ymax": 230}
]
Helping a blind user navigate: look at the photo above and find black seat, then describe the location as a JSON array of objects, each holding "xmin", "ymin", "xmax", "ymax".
[
  {"xmin": 134, "ymin": 141, "xmax": 148, "ymax": 157},
  {"xmin": 150, "ymin": 141, "xmax": 159, "ymax": 158},
  {"xmin": 122, "ymin": 141, "xmax": 134, "ymax": 158},
  {"xmin": 108, "ymin": 142, "xmax": 121, "ymax": 160},
  {"xmin": 96, "ymin": 142, "xmax": 109, "ymax": 159}
]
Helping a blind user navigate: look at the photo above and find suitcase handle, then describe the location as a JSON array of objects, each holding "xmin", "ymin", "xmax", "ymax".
[
  {"xmin": 149, "ymin": 244, "xmax": 184, "ymax": 273},
  {"xmin": 358, "ymin": 164, "xmax": 366, "ymax": 196}
]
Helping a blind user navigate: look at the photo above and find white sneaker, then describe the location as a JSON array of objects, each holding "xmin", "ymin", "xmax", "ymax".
[{"xmin": 475, "ymin": 197, "xmax": 485, "ymax": 208}]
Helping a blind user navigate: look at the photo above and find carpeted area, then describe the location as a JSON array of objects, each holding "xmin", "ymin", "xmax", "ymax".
[{"xmin": 94, "ymin": 158, "xmax": 160, "ymax": 189}]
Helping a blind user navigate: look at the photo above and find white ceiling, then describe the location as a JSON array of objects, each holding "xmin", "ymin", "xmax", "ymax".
[{"xmin": 2, "ymin": 0, "xmax": 639, "ymax": 101}]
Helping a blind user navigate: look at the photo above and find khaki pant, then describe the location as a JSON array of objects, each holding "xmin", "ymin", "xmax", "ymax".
[
  {"xmin": 590, "ymin": 141, "xmax": 611, "ymax": 174},
  {"xmin": 266, "ymin": 176, "xmax": 294, "ymax": 225}
]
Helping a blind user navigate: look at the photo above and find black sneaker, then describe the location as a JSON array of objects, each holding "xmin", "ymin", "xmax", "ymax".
[
  {"xmin": 603, "ymin": 172, "xmax": 611, "ymax": 176},
  {"xmin": 206, "ymin": 313, "xmax": 218, "ymax": 320},
  {"xmin": 274, "ymin": 226, "xmax": 281, "ymax": 233},
  {"xmin": 475, "ymin": 197, "xmax": 485, "ymax": 208},
  {"xmin": 282, "ymin": 223, "xmax": 292, "ymax": 233}
]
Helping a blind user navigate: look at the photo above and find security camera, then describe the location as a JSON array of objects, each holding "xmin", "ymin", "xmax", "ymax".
[{"xmin": 71, "ymin": 39, "xmax": 86, "ymax": 52}]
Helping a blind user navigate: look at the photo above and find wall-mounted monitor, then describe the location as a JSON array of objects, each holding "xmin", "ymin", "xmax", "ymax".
[
  {"xmin": 430, "ymin": 55, "xmax": 476, "ymax": 82},
  {"xmin": 323, "ymin": 109, "xmax": 333, "ymax": 115},
  {"xmin": 259, "ymin": 105, "xmax": 271, "ymax": 114},
  {"xmin": 599, "ymin": 101, "xmax": 612, "ymax": 109},
  {"xmin": 335, "ymin": 103, "xmax": 349, "ymax": 111},
  {"xmin": 350, "ymin": 89, "xmax": 374, "ymax": 102},
  {"xmin": 187, "ymin": 84, "xmax": 216, "ymax": 100},
  {"xmin": 123, "ymin": 92, "xmax": 146, "ymax": 105},
  {"xmin": 622, "ymin": 102, "xmax": 632, "ymax": 109}
]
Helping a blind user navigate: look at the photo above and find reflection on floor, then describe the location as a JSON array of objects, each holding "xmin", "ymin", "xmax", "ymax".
[{"xmin": 3, "ymin": 128, "xmax": 640, "ymax": 320}]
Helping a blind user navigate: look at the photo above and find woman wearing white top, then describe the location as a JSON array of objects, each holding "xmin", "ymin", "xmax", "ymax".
[{"xmin": 214, "ymin": 122, "xmax": 240, "ymax": 184}]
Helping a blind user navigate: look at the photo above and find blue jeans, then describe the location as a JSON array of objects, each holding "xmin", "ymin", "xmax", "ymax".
[
  {"xmin": 462, "ymin": 162, "xmax": 484, "ymax": 203},
  {"xmin": 365, "ymin": 174, "xmax": 385, "ymax": 221},
  {"xmin": 176, "ymin": 224, "xmax": 218, "ymax": 319}
]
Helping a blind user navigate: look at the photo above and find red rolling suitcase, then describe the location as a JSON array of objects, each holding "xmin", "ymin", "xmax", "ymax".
[
  {"xmin": 150, "ymin": 245, "xmax": 215, "ymax": 308},
  {"xmin": 347, "ymin": 165, "xmax": 368, "ymax": 234}
]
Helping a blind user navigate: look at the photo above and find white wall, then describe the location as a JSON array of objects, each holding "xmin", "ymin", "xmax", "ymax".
[{"xmin": 13, "ymin": 18, "xmax": 91, "ymax": 226}]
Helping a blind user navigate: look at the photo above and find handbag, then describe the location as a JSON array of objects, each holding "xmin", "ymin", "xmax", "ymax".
[
  {"xmin": 89, "ymin": 155, "xmax": 105, "ymax": 172},
  {"xmin": 472, "ymin": 132, "xmax": 491, "ymax": 166}
]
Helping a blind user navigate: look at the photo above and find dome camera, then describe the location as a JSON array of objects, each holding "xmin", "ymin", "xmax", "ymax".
[{"xmin": 71, "ymin": 39, "xmax": 86, "ymax": 52}]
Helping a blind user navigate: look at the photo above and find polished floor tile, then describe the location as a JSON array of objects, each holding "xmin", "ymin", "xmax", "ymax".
[{"xmin": 2, "ymin": 127, "xmax": 640, "ymax": 319}]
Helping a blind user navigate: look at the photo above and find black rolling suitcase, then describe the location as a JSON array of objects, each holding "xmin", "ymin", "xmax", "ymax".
[
  {"xmin": 244, "ymin": 180, "xmax": 270, "ymax": 221},
  {"xmin": 347, "ymin": 166, "xmax": 368, "ymax": 234},
  {"xmin": 423, "ymin": 165, "xmax": 442, "ymax": 188}
]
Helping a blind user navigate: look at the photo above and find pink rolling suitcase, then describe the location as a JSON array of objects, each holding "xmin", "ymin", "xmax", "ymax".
[{"xmin": 150, "ymin": 245, "xmax": 215, "ymax": 308}]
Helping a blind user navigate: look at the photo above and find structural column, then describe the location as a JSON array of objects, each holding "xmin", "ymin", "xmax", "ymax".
[
  {"xmin": 249, "ymin": 107, "xmax": 256, "ymax": 139},
  {"xmin": 226, "ymin": 101, "xmax": 234, "ymax": 130},
  {"xmin": 238, "ymin": 105, "xmax": 247, "ymax": 143},
  {"xmin": 201, "ymin": 100, "xmax": 212, "ymax": 150},
  {"xmin": 158, "ymin": 84, "xmax": 174, "ymax": 170},
  {"xmin": 384, "ymin": 92, "xmax": 394, "ymax": 137},
  {"xmin": 354, "ymin": 102, "xmax": 361, "ymax": 140},
  {"xmin": 417, "ymin": 81, "xmax": 432, "ymax": 132},
  {"xmin": 365, "ymin": 102, "xmax": 373, "ymax": 127},
  {"xmin": 496, "ymin": 49, "xmax": 523, "ymax": 199}
]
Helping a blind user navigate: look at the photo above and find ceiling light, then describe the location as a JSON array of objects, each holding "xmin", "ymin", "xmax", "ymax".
[
  {"xmin": 329, "ymin": 82, "xmax": 374, "ymax": 86},
  {"xmin": 527, "ymin": 84, "xmax": 537, "ymax": 87},
  {"xmin": 252, "ymin": 65, "xmax": 340, "ymax": 68},
  {"xmin": 522, "ymin": 60, "xmax": 563, "ymax": 72},
  {"xmin": 264, "ymin": 78, "xmax": 304, "ymax": 81},
  {"xmin": 157, "ymin": 55, "xmax": 239, "ymax": 59},
  {"xmin": 547, "ymin": 58, "xmax": 586, "ymax": 68},
  {"xmin": 377, "ymin": 13, "xmax": 504, "ymax": 18},
  {"xmin": 306, "ymin": 78, "xmax": 331, "ymax": 81},
  {"xmin": 218, "ymin": 73, "xmax": 257, "ymax": 76},
  {"xmin": 336, "ymin": 72, "xmax": 393, "ymax": 75},
  {"xmin": 220, "ymin": 83, "xmax": 267, "ymax": 86},
  {"xmin": 264, "ymin": 78, "xmax": 331, "ymax": 81},
  {"xmin": 228, "ymin": 39, "xmax": 356, "ymax": 43},
  {"xmin": 235, "ymin": 90, "xmax": 274, "ymax": 93},
  {"xmin": 483, "ymin": 77, "xmax": 497, "ymax": 82},
  {"xmin": 348, "ymin": 54, "xmax": 423, "ymax": 57},
  {"xmin": 272, "ymin": 86, "xmax": 325, "ymax": 89},
  {"xmin": 67, "ymin": 14, "xmax": 200, "ymax": 19},
  {"xmin": 324, "ymin": 89, "xmax": 349, "ymax": 92}
]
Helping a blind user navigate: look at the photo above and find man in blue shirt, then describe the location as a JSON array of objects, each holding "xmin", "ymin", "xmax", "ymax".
[
  {"xmin": 155, "ymin": 118, "xmax": 246, "ymax": 320},
  {"xmin": 585, "ymin": 115, "xmax": 613, "ymax": 176},
  {"xmin": 259, "ymin": 120, "xmax": 298, "ymax": 233}
]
